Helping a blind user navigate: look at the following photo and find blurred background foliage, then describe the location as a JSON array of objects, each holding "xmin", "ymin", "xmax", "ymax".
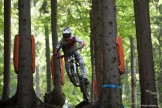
[{"xmin": 0, "ymin": 0, "xmax": 162, "ymax": 107}]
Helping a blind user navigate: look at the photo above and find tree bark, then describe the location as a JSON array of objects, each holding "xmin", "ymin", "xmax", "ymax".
[
  {"xmin": 0, "ymin": 0, "xmax": 58, "ymax": 107},
  {"xmin": 157, "ymin": 23, "xmax": 162, "ymax": 108},
  {"xmin": 44, "ymin": 0, "xmax": 65, "ymax": 106},
  {"xmin": 17, "ymin": 0, "xmax": 56, "ymax": 107},
  {"xmin": 133, "ymin": 0, "xmax": 158, "ymax": 107},
  {"xmin": 17, "ymin": 0, "xmax": 34, "ymax": 107},
  {"xmin": 45, "ymin": 25, "xmax": 51, "ymax": 92},
  {"xmin": 36, "ymin": 65, "xmax": 40, "ymax": 98},
  {"xmin": 130, "ymin": 37, "xmax": 137, "ymax": 108},
  {"xmin": 100, "ymin": 0, "xmax": 122, "ymax": 107},
  {"xmin": 92, "ymin": 0, "xmax": 103, "ymax": 100},
  {"xmin": 90, "ymin": 10, "xmax": 95, "ymax": 102},
  {"xmin": 2, "ymin": 0, "xmax": 11, "ymax": 100},
  {"xmin": 124, "ymin": 61, "xmax": 130, "ymax": 97}
]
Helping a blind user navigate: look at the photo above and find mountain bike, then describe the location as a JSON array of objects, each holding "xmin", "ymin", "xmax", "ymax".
[{"xmin": 58, "ymin": 47, "xmax": 89, "ymax": 101}]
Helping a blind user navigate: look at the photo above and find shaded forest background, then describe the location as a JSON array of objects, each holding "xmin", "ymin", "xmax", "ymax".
[{"xmin": 0, "ymin": 0, "xmax": 162, "ymax": 107}]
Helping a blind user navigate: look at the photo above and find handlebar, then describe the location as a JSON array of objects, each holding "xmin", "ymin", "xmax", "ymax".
[{"xmin": 57, "ymin": 47, "xmax": 82, "ymax": 59}]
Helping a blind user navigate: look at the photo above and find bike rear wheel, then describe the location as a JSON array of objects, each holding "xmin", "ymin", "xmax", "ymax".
[{"xmin": 80, "ymin": 77, "xmax": 89, "ymax": 101}]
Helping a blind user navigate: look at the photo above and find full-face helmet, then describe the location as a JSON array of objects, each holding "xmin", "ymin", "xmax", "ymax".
[{"xmin": 62, "ymin": 27, "xmax": 71, "ymax": 38}]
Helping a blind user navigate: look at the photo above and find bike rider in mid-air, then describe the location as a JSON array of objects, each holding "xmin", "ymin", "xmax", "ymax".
[{"xmin": 54, "ymin": 27, "xmax": 89, "ymax": 86}]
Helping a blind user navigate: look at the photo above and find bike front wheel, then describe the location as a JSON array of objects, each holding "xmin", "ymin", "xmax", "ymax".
[{"xmin": 67, "ymin": 63, "xmax": 80, "ymax": 87}]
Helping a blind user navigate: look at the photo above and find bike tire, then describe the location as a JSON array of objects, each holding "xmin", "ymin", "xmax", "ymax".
[
  {"xmin": 67, "ymin": 64, "xmax": 80, "ymax": 87},
  {"xmin": 80, "ymin": 78, "xmax": 89, "ymax": 101}
]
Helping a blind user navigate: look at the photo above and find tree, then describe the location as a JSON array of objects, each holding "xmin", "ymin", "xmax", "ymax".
[
  {"xmin": 2, "ymin": 0, "xmax": 11, "ymax": 100},
  {"xmin": 17, "ymin": 0, "xmax": 36, "ymax": 106},
  {"xmin": 40, "ymin": 0, "xmax": 52, "ymax": 93},
  {"xmin": 133, "ymin": 0, "xmax": 158, "ymax": 107},
  {"xmin": 90, "ymin": 10, "xmax": 96, "ymax": 102},
  {"xmin": 35, "ymin": 64, "xmax": 40, "ymax": 98},
  {"xmin": 152, "ymin": 3, "xmax": 162, "ymax": 107},
  {"xmin": 130, "ymin": 37, "xmax": 137, "ymax": 108},
  {"xmin": 0, "ymin": 0, "xmax": 56, "ymax": 107},
  {"xmin": 45, "ymin": 25, "xmax": 51, "ymax": 92},
  {"xmin": 92, "ymin": 0, "xmax": 103, "ymax": 100},
  {"xmin": 51, "ymin": 0, "xmax": 65, "ymax": 105},
  {"xmin": 44, "ymin": 0, "xmax": 65, "ymax": 106},
  {"xmin": 157, "ymin": 22, "xmax": 162, "ymax": 108},
  {"xmin": 100, "ymin": 0, "xmax": 122, "ymax": 107}
]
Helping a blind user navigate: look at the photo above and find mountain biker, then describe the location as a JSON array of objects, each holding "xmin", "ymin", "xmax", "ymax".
[{"xmin": 54, "ymin": 27, "xmax": 89, "ymax": 85}]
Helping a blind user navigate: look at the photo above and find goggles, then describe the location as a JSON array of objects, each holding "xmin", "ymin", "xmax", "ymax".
[{"xmin": 63, "ymin": 33, "xmax": 71, "ymax": 38}]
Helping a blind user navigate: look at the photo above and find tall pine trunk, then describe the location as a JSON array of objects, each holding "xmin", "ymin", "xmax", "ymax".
[
  {"xmin": 1, "ymin": 0, "xmax": 57, "ymax": 107},
  {"xmin": 100, "ymin": 0, "xmax": 122, "ymax": 107},
  {"xmin": 130, "ymin": 37, "xmax": 137, "ymax": 108},
  {"xmin": 90, "ymin": 10, "xmax": 95, "ymax": 102},
  {"xmin": 36, "ymin": 65, "xmax": 40, "ymax": 98},
  {"xmin": 124, "ymin": 62, "xmax": 130, "ymax": 97},
  {"xmin": 133, "ymin": 0, "xmax": 158, "ymax": 107},
  {"xmin": 157, "ymin": 24, "xmax": 162, "ymax": 107},
  {"xmin": 44, "ymin": 0, "xmax": 65, "ymax": 106},
  {"xmin": 92, "ymin": 0, "xmax": 103, "ymax": 100},
  {"xmin": 45, "ymin": 25, "xmax": 51, "ymax": 92},
  {"xmin": 17, "ymin": 0, "xmax": 34, "ymax": 107},
  {"xmin": 2, "ymin": 0, "xmax": 11, "ymax": 100}
]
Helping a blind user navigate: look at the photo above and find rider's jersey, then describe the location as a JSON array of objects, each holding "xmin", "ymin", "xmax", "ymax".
[{"xmin": 56, "ymin": 36, "xmax": 83, "ymax": 55}]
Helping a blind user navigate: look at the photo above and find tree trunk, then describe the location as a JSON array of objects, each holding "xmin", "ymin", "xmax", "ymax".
[
  {"xmin": 157, "ymin": 25, "xmax": 162, "ymax": 108},
  {"xmin": 36, "ymin": 65, "xmax": 40, "ymax": 98},
  {"xmin": 90, "ymin": 9, "xmax": 98, "ymax": 102},
  {"xmin": 17, "ymin": 0, "xmax": 56, "ymax": 107},
  {"xmin": 124, "ymin": 61, "xmax": 130, "ymax": 97},
  {"xmin": 92, "ymin": 0, "xmax": 103, "ymax": 100},
  {"xmin": 44, "ymin": 0, "xmax": 65, "ymax": 106},
  {"xmin": 100, "ymin": 0, "xmax": 122, "ymax": 107},
  {"xmin": 17, "ymin": 0, "xmax": 34, "ymax": 107},
  {"xmin": 2, "ymin": 0, "xmax": 11, "ymax": 100},
  {"xmin": 130, "ymin": 37, "xmax": 137, "ymax": 108},
  {"xmin": 133, "ymin": 0, "xmax": 158, "ymax": 107},
  {"xmin": 0, "ymin": 1, "xmax": 57, "ymax": 107},
  {"xmin": 90, "ymin": 10, "xmax": 95, "ymax": 102},
  {"xmin": 45, "ymin": 25, "xmax": 51, "ymax": 92}
]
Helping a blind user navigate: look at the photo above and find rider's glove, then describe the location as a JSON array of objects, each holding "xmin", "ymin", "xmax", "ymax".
[
  {"xmin": 81, "ymin": 41, "xmax": 86, "ymax": 48},
  {"xmin": 54, "ymin": 51, "xmax": 60, "ymax": 59},
  {"xmin": 54, "ymin": 51, "xmax": 58, "ymax": 56},
  {"xmin": 56, "ymin": 54, "xmax": 61, "ymax": 59}
]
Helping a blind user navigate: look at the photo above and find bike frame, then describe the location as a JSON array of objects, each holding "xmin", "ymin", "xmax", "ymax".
[
  {"xmin": 58, "ymin": 47, "xmax": 89, "ymax": 101},
  {"xmin": 68, "ymin": 54, "xmax": 78, "ymax": 75}
]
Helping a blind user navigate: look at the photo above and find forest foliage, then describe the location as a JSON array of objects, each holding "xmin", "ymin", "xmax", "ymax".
[{"xmin": 0, "ymin": 0, "xmax": 162, "ymax": 107}]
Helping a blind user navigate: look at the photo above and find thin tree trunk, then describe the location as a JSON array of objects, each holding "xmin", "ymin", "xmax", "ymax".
[
  {"xmin": 100, "ymin": 0, "xmax": 122, "ymax": 107},
  {"xmin": 133, "ymin": 0, "xmax": 158, "ymax": 107},
  {"xmin": 90, "ymin": 10, "xmax": 95, "ymax": 102},
  {"xmin": 2, "ymin": 0, "xmax": 11, "ymax": 100},
  {"xmin": 45, "ymin": 26, "xmax": 51, "ymax": 92},
  {"xmin": 36, "ymin": 65, "xmax": 40, "ymax": 98},
  {"xmin": 51, "ymin": 0, "xmax": 59, "ymax": 89},
  {"xmin": 130, "ymin": 37, "xmax": 137, "ymax": 108},
  {"xmin": 124, "ymin": 61, "xmax": 130, "ymax": 97},
  {"xmin": 44, "ymin": 0, "xmax": 65, "ymax": 106},
  {"xmin": 157, "ymin": 26, "xmax": 162, "ymax": 108}
]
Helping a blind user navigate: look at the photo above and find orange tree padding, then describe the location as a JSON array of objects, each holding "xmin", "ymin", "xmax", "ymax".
[
  {"xmin": 92, "ymin": 36, "xmax": 125, "ymax": 98},
  {"xmin": 50, "ymin": 55, "xmax": 65, "ymax": 86},
  {"xmin": 116, "ymin": 36, "xmax": 125, "ymax": 75},
  {"xmin": 13, "ymin": 34, "xmax": 19, "ymax": 73},
  {"xmin": 31, "ymin": 35, "xmax": 36, "ymax": 73},
  {"xmin": 13, "ymin": 34, "xmax": 35, "ymax": 74}
]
